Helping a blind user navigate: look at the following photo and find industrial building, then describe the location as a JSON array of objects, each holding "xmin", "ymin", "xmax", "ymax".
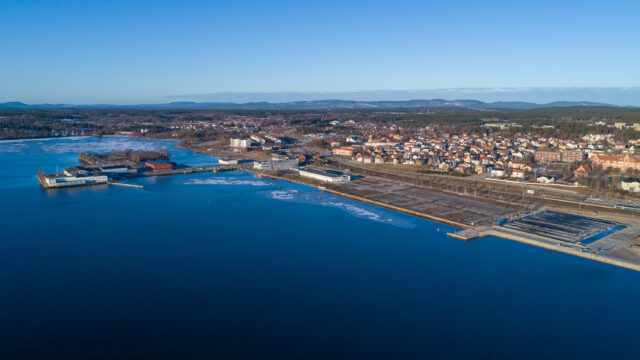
[
  {"xmin": 253, "ymin": 159, "xmax": 299, "ymax": 171},
  {"xmin": 96, "ymin": 165, "xmax": 130, "ymax": 174},
  {"xmin": 295, "ymin": 168, "xmax": 351, "ymax": 183},
  {"xmin": 146, "ymin": 161, "xmax": 177, "ymax": 171},
  {"xmin": 40, "ymin": 174, "xmax": 108, "ymax": 188},
  {"xmin": 64, "ymin": 162, "xmax": 139, "ymax": 177}
]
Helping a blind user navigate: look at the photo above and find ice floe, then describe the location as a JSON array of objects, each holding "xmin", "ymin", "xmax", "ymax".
[{"xmin": 185, "ymin": 178, "xmax": 271, "ymax": 186}]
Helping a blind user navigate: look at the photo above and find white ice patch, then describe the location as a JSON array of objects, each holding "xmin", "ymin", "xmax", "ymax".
[
  {"xmin": 40, "ymin": 137, "xmax": 166, "ymax": 154},
  {"xmin": 0, "ymin": 142, "xmax": 28, "ymax": 154},
  {"xmin": 270, "ymin": 190, "xmax": 298, "ymax": 200},
  {"xmin": 322, "ymin": 201, "xmax": 393, "ymax": 223},
  {"xmin": 265, "ymin": 189, "xmax": 410, "ymax": 226},
  {"xmin": 186, "ymin": 178, "xmax": 271, "ymax": 186}
]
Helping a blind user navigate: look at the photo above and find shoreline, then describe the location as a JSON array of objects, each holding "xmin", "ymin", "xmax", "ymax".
[
  {"xmin": 174, "ymin": 138, "xmax": 640, "ymax": 273},
  {"xmin": 246, "ymin": 169, "xmax": 469, "ymax": 230},
  {"xmin": 15, "ymin": 136, "xmax": 639, "ymax": 273},
  {"xmin": 483, "ymin": 227, "xmax": 640, "ymax": 272},
  {"xmin": 242, "ymin": 169, "xmax": 640, "ymax": 272}
]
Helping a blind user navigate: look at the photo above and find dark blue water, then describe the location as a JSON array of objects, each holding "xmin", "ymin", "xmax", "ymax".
[{"xmin": 1, "ymin": 137, "xmax": 640, "ymax": 359}]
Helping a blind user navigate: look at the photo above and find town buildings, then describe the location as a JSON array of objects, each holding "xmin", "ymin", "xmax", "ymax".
[
  {"xmin": 591, "ymin": 154, "xmax": 640, "ymax": 172},
  {"xmin": 534, "ymin": 150, "xmax": 583, "ymax": 163},
  {"xmin": 535, "ymin": 150, "xmax": 562, "ymax": 163}
]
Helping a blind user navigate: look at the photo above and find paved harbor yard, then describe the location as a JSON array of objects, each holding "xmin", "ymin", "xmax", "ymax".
[{"xmin": 340, "ymin": 177, "xmax": 517, "ymax": 226}]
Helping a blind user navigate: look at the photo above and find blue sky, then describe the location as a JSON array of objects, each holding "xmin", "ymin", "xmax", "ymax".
[{"xmin": 1, "ymin": 0, "xmax": 639, "ymax": 104}]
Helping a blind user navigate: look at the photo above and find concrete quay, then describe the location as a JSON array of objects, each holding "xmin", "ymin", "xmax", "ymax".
[{"xmin": 449, "ymin": 223, "xmax": 640, "ymax": 272}]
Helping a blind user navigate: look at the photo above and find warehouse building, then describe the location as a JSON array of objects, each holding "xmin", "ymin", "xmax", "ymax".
[
  {"xmin": 254, "ymin": 159, "xmax": 299, "ymax": 171},
  {"xmin": 295, "ymin": 168, "xmax": 351, "ymax": 183},
  {"xmin": 42, "ymin": 174, "xmax": 108, "ymax": 188},
  {"xmin": 146, "ymin": 161, "xmax": 177, "ymax": 171}
]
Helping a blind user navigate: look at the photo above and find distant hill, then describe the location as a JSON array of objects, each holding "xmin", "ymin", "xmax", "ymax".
[
  {"xmin": 0, "ymin": 102, "xmax": 30, "ymax": 109},
  {"xmin": 0, "ymin": 99, "xmax": 616, "ymax": 111}
]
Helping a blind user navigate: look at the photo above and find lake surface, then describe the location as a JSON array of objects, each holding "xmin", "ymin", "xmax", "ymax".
[{"xmin": 1, "ymin": 137, "xmax": 640, "ymax": 359}]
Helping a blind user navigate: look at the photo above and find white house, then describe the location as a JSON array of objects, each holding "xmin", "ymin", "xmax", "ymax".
[
  {"xmin": 621, "ymin": 179, "xmax": 640, "ymax": 193},
  {"xmin": 511, "ymin": 169, "xmax": 524, "ymax": 178},
  {"xmin": 537, "ymin": 176, "xmax": 556, "ymax": 184},
  {"xmin": 230, "ymin": 138, "xmax": 251, "ymax": 148},
  {"xmin": 218, "ymin": 158, "xmax": 238, "ymax": 165}
]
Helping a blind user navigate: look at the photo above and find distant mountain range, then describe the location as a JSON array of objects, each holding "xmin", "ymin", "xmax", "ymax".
[{"xmin": 0, "ymin": 99, "xmax": 618, "ymax": 111}]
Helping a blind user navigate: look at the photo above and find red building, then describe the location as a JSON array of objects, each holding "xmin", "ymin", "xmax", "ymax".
[
  {"xmin": 534, "ymin": 150, "xmax": 561, "ymax": 163},
  {"xmin": 574, "ymin": 165, "xmax": 591, "ymax": 178},
  {"xmin": 535, "ymin": 150, "xmax": 583, "ymax": 163},
  {"xmin": 146, "ymin": 161, "xmax": 176, "ymax": 171},
  {"xmin": 333, "ymin": 146, "xmax": 355, "ymax": 157},
  {"xmin": 561, "ymin": 150, "xmax": 584, "ymax": 163}
]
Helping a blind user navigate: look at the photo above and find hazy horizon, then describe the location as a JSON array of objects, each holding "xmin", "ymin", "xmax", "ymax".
[
  {"xmin": 161, "ymin": 87, "xmax": 640, "ymax": 107},
  {"xmin": 3, "ymin": 87, "xmax": 640, "ymax": 107}
]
